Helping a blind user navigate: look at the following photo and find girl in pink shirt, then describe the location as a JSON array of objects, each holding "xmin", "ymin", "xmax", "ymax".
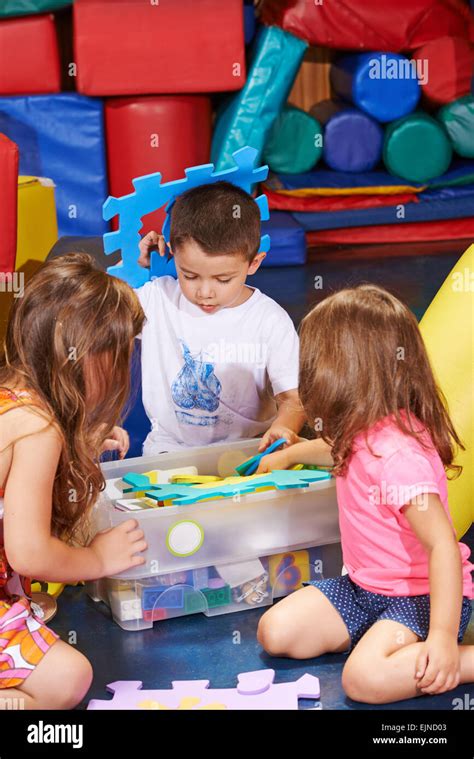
[{"xmin": 256, "ymin": 284, "xmax": 474, "ymax": 705}]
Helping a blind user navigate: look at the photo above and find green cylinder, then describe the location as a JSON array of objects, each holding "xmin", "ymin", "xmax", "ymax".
[
  {"xmin": 383, "ymin": 112, "xmax": 452, "ymax": 183},
  {"xmin": 263, "ymin": 105, "xmax": 323, "ymax": 174},
  {"xmin": 438, "ymin": 95, "xmax": 474, "ymax": 159}
]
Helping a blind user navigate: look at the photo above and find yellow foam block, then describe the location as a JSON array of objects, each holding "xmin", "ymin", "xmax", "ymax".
[
  {"xmin": 16, "ymin": 176, "xmax": 58, "ymax": 269},
  {"xmin": 420, "ymin": 244, "xmax": 474, "ymax": 538}
]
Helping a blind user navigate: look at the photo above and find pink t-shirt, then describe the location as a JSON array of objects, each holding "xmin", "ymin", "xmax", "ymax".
[{"xmin": 336, "ymin": 414, "xmax": 474, "ymax": 599}]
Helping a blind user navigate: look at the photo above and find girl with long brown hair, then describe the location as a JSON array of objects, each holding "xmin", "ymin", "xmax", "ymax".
[
  {"xmin": 0, "ymin": 253, "xmax": 147, "ymax": 709},
  {"xmin": 256, "ymin": 284, "xmax": 474, "ymax": 704}
]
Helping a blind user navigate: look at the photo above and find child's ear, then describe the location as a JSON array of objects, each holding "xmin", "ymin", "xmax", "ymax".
[{"xmin": 248, "ymin": 252, "xmax": 266, "ymax": 274}]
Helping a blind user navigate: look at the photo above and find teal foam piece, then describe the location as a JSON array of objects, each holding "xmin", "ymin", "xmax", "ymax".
[
  {"xmin": 235, "ymin": 437, "xmax": 288, "ymax": 475},
  {"xmin": 103, "ymin": 147, "xmax": 271, "ymax": 288},
  {"xmin": 211, "ymin": 26, "xmax": 307, "ymax": 172},
  {"xmin": 121, "ymin": 469, "xmax": 331, "ymax": 506}
]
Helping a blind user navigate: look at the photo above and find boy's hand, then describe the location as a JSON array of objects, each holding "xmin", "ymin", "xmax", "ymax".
[
  {"xmin": 90, "ymin": 519, "xmax": 147, "ymax": 577},
  {"xmin": 101, "ymin": 426, "xmax": 130, "ymax": 459},
  {"xmin": 414, "ymin": 631, "xmax": 461, "ymax": 694},
  {"xmin": 258, "ymin": 425, "xmax": 300, "ymax": 453},
  {"xmin": 138, "ymin": 231, "xmax": 168, "ymax": 268},
  {"xmin": 256, "ymin": 449, "xmax": 292, "ymax": 475}
]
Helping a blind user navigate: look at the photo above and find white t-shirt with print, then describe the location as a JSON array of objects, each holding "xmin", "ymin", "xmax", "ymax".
[{"xmin": 135, "ymin": 277, "xmax": 299, "ymax": 454}]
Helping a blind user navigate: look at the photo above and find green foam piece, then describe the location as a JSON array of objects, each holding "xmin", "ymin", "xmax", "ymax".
[
  {"xmin": 437, "ymin": 95, "xmax": 474, "ymax": 159},
  {"xmin": 383, "ymin": 111, "xmax": 452, "ymax": 183},
  {"xmin": 0, "ymin": 0, "xmax": 71, "ymax": 16},
  {"xmin": 263, "ymin": 105, "xmax": 323, "ymax": 174}
]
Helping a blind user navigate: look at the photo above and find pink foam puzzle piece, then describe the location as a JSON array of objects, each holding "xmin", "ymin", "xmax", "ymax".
[{"xmin": 87, "ymin": 670, "xmax": 320, "ymax": 710}]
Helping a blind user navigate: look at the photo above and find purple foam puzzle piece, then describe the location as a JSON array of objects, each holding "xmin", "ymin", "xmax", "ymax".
[{"xmin": 87, "ymin": 669, "xmax": 320, "ymax": 710}]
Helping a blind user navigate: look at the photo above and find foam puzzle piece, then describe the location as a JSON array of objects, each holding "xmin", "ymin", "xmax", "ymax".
[
  {"xmin": 103, "ymin": 146, "xmax": 270, "ymax": 288},
  {"xmin": 121, "ymin": 469, "xmax": 331, "ymax": 506},
  {"xmin": 235, "ymin": 436, "xmax": 287, "ymax": 475},
  {"xmin": 87, "ymin": 669, "xmax": 320, "ymax": 710}
]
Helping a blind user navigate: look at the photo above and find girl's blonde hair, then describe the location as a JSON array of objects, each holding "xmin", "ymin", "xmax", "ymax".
[
  {"xmin": 0, "ymin": 253, "xmax": 145, "ymax": 542},
  {"xmin": 299, "ymin": 284, "xmax": 463, "ymax": 477}
]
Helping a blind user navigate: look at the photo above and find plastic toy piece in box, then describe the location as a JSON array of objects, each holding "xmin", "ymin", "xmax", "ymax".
[{"xmin": 87, "ymin": 669, "xmax": 320, "ymax": 710}]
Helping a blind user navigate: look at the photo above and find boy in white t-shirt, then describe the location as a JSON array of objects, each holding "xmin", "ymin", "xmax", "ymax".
[{"xmin": 133, "ymin": 180, "xmax": 306, "ymax": 455}]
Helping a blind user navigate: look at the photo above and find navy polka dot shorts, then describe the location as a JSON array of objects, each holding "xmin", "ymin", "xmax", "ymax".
[{"xmin": 304, "ymin": 574, "xmax": 473, "ymax": 653}]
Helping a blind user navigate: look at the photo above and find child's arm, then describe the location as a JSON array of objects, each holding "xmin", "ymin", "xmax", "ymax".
[
  {"xmin": 3, "ymin": 410, "xmax": 147, "ymax": 583},
  {"xmin": 256, "ymin": 437, "xmax": 334, "ymax": 473},
  {"xmin": 258, "ymin": 389, "xmax": 307, "ymax": 452},
  {"xmin": 402, "ymin": 493, "xmax": 464, "ymax": 694}
]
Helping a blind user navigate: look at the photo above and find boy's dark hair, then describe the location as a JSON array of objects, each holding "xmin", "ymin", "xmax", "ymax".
[{"xmin": 170, "ymin": 180, "xmax": 261, "ymax": 261}]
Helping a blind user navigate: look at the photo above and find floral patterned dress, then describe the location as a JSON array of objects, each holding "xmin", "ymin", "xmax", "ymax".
[{"xmin": 0, "ymin": 388, "xmax": 58, "ymax": 688}]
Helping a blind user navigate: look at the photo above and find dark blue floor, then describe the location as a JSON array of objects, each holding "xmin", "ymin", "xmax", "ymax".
[{"xmin": 51, "ymin": 241, "xmax": 474, "ymax": 710}]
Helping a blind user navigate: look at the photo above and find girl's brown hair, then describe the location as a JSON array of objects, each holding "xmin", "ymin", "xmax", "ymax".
[
  {"xmin": 0, "ymin": 253, "xmax": 145, "ymax": 542},
  {"xmin": 299, "ymin": 284, "xmax": 463, "ymax": 477}
]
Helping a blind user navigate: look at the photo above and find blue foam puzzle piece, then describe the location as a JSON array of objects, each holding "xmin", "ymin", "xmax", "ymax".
[
  {"xmin": 103, "ymin": 147, "xmax": 270, "ymax": 288},
  {"xmin": 122, "ymin": 472, "xmax": 153, "ymax": 491}
]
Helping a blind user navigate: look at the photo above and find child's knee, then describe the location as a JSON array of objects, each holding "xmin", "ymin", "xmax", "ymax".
[
  {"xmin": 41, "ymin": 645, "xmax": 93, "ymax": 710},
  {"xmin": 257, "ymin": 609, "xmax": 295, "ymax": 657},
  {"xmin": 342, "ymin": 657, "xmax": 388, "ymax": 704}
]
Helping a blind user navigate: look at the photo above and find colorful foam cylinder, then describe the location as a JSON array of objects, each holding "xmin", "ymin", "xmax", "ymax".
[
  {"xmin": 0, "ymin": 133, "xmax": 18, "ymax": 274},
  {"xmin": 211, "ymin": 25, "xmax": 307, "ymax": 171},
  {"xmin": 0, "ymin": 94, "xmax": 109, "ymax": 237},
  {"xmin": 438, "ymin": 96, "xmax": 474, "ymax": 159},
  {"xmin": 310, "ymin": 102, "xmax": 383, "ymax": 173},
  {"xmin": 105, "ymin": 96, "xmax": 212, "ymax": 235},
  {"xmin": 411, "ymin": 37, "xmax": 474, "ymax": 108},
  {"xmin": 0, "ymin": 14, "xmax": 61, "ymax": 95},
  {"xmin": 330, "ymin": 53, "xmax": 421, "ymax": 123},
  {"xmin": 73, "ymin": 0, "xmax": 245, "ymax": 96},
  {"xmin": 0, "ymin": 0, "xmax": 71, "ymax": 15},
  {"xmin": 260, "ymin": 0, "xmax": 474, "ymax": 52},
  {"xmin": 16, "ymin": 176, "xmax": 58, "ymax": 269},
  {"xmin": 262, "ymin": 105, "xmax": 322, "ymax": 174},
  {"xmin": 383, "ymin": 112, "xmax": 453, "ymax": 183}
]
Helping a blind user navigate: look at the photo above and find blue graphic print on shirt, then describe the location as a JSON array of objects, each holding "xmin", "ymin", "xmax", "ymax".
[{"xmin": 171, "ymin": 342, "xmax": 222, "ymax": 426}]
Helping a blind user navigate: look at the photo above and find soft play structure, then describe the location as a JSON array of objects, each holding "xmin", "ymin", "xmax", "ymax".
[
  {"xmin": 420, "ymin": 244, "xmax": 474, "ymax": 540},
  {"xmin": 0, "ymin": 132, "xmax": 18, "ymax": 274}
]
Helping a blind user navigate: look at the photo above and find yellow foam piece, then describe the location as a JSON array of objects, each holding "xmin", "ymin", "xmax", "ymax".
[
  {"xmin": 16, "ymin": 176, "xmax": 58, "ymax": 269},
  {"xmin": 420, "ymin": 244, "xmax": 474, "ymax": 538},
  {"xmin": 269, "ymin": 549, "xmax": 310, "ymax": 591},
  {"xmin": 170, "ymin": 475, "xmax": 222, "ymax": 484}
]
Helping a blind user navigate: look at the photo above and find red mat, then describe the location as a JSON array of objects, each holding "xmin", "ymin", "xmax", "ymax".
[
  {"xmin": 0, "ymin": 134, "xmax": 18, "ymax": 274},
  {"xmin": 0, "ymin": 13, "xmax": 61, "ymax": 95},
  {"xmin": 74, "ymin": 0, "xmax": 246, "ymax": 96},
  {"xmin": 105, "ymin": 96, "xmax": 212, "ymax": 234},
  {"xmin": 263, "ymin": 187, "xmax": 419, "ymax": 212},
  {"xmin": 307, "ymin": 217, "xmax": 474, "ymax": 245}
]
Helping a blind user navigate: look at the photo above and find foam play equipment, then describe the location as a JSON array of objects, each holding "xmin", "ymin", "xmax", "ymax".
[
  {"xmin": 211, "ymin": 25, "xmax": 307, "ymax": 171},
  {"xmin": 104, "ymin": 147, "xmax": 270, "ymax": 288},
  {"xmin": 264, "ymin": 187, "xmax": 417, "ymax": 212},
  {"xmin": 438, "ymin": 96, "xmax": 474, "ymax": 159},
  {"xmin": 260, "ymin": 211, "xmax": 306, "ymax": 266},
  {"xmin": 383, "ymin": 112, "xmax": 453, "ymax": 182},
  {"xmin": 73, "ymin": 0, "xmax": 245, "ymax": 96},
  {"xmin": 310, "ymin": 103, "xmax": 383, "ymax": 173},
  {"xmin": 262, "ymin": 105, "xmax": 322, "ymax": 174},
  {"xmin": 260, "ymin": 0, "xmax": 474, "ymax": 52},
  {"xmin": 0, "ymin": 133, "xmax": 18, "ymax": 275},
  {"xmin": 307, "ymin": 217, "xmax": 474, "ymax": 245},
  {"xmin": 330, "ymin": 53, "xmax": 421, "ymax": 123},
  {"xmin": 420, "ymin": 244, "xmax": 474, "ymax": 539},
  {"xmin": 0, "ymin": 13, "xmax": 61, "ymax": 95},
  {"xmin": 16, "ymin": 177, "xmax": 58, "ymax": 269},
  {"xmin": 0, "ymin": 0, "xmax": 71, "ymax": 15},
  {"xmin": 292, "ymin": 185, "xmax": 474, "ymax": 231},
  {"xmin": 105, "ymin": 96, "xmax": 212, "ymax": 237},
  {"xmin": 0, "ymin": 94, "xmax": 109, "ymax": 237},
  {"xmin": 411, "ymin": 37, "xmax": 474, "ymax": 108}
]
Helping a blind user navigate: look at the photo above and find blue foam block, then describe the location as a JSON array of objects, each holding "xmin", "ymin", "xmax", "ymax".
[
  {"xmin": 261, "ymin": 212, "xmax": 306, "ymax": 267},
  {"xmin": 0, "ymin": 94, "xmax": 108, "ymax": 236}
]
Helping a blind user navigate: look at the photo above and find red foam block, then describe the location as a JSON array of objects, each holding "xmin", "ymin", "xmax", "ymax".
[
  {"xmin": 0, "ymin": 14, "xmax": 61, "ymax": 95},
  {"xmin": 105, "ymin": 96, "xmax": 212, "ymax": 234},
  {"xmin": 412, "ymin": 37, "xmax": 474, "ymax": 107},
  {"xmin": 261, "ymin": 0, "xmax": 473, "ymax": 52},
  {"xmin": 263, "ymin": 187, "xmax": 419, "ymax": 212},
  {"xmin": 0, "ymin": 134, "xmax": 19, "ymax": 274},
  {"xmin": 74, "ymin": 0, "xmax": 246, "ymax": 96}
]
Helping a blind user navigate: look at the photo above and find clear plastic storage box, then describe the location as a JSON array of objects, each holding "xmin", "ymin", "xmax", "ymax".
[{"xmin": 87, "ymin": 438, "xmax": 342, "ymax": 631}]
